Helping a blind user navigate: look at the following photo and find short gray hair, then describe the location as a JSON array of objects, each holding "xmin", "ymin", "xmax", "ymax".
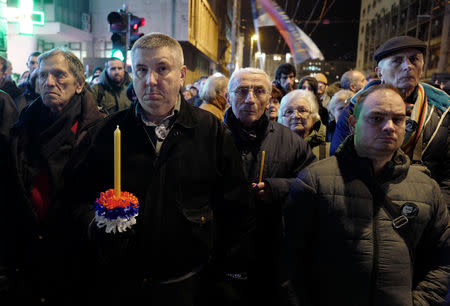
[
  {"xmin": 200, "ymin": 74, "xmax": 229, "ymax": 102},
  {"xmin": 328, "ymin": 89, "xmax": 353, "ymax": 114},
  {"xmin": 38, "ymin": 48, "xmax": 85, "ymax": 86},
  {"xmin": 278, "ymin": 89, "xmax": 320, "ymax": 123},
  {"xmin": 131, "ymin": 32, "xmax": 184, "ymax": 68},
  {"xmin": 228, "ymin": 67, "xmax": 271, "ymax": 94}
]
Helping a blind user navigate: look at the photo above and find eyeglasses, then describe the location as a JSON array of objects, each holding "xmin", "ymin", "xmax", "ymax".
[
  {"xmin": 231, "ymin": 86, "xmax": 269, "ymax": 99},
  {"xmin": 283, "ymin": 108, "xmax": 311, "ymax": 117}
]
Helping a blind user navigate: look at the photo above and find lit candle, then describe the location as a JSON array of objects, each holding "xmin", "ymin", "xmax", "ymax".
[
  {"xmin": 258, "ymin": 150, "xmax": 265, "ymax": 183},
  {"xmin": 114, "ymin": 125, "xmax": 121, "ymax": 197}
]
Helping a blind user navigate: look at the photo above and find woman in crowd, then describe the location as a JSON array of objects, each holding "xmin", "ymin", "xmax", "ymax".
[
  {"xmin": 199, "ymin": 74, "xmax": 229, "ymax": 122},
  {"xmin": 267, "ymin": 85, "xmax": 282, "ymax": 121},
  {"xmin": 298, "ymin": 76, "xmax": 329, "ymax": 125},
  {"xmin": 278, "ymin": 89, "xmax": 329, "ymax": 159}
]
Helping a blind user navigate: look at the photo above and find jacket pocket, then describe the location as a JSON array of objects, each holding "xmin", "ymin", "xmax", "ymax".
[{"xmin": 181, "ymin": 205, "xmax": 214, "ymax": 250}]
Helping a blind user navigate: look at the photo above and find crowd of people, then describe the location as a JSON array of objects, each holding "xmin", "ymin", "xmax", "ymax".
[{"xmin": 0, "ymin": 32, "xmax": 448, "ymax": 306}]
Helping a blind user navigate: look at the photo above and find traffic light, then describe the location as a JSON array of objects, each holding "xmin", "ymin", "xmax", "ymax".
[
  {"xmin": 129, "ymin": 14, "xmax": 145, "ymax": 49},
  {"xmin": 107, "ymin": 10, "xmax": 128, "ymax": 61}
]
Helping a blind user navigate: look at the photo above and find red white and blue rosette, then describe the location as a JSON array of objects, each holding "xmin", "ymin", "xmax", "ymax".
[{"xmin": 94, "ymin": 189, "xmax": 139, "ymax": 234}]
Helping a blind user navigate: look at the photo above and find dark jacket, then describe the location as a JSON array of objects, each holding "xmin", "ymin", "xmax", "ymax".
[
  {"xmin": 285, "ymin": 136, "xmax": 450, "ymax": 305},
  {"xmin": 223, "ymin": 108, "xmax": 315, "ymax": 304},
  {"xmin": 0, "ymin": 90, "xmax": 18, "ymax": 160},
  {"xmin": 90, "ymin": 69, "xmax": 132, "ymax": 114},
  {"xmin": 0, "ymin": 79, "xmax": 23, "ymax": 101},
  {"xmin": 330, "ymin": 82, "xmax": 450, "ymax": 207},
  {"xmin": 0, "ymin": 89, "xmax": 104, "ymax": 305},
  {"xmin": 64, "ymin": 99, "xmax": 253, "ymax": 303}
]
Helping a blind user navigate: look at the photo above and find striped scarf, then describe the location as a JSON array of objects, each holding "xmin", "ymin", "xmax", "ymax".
[{"xmin": 402, "ymin": 84, "xmax": 428, "ymax": 155}]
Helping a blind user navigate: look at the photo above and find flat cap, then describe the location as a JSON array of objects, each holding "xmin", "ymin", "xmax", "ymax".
[{"xmin": 374, "ymin": 36, "xmax": 426, "ymax": 63}]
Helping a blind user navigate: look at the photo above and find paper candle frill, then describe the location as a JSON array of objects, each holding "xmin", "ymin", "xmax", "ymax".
[{"xmin": 94, "ymin": 189, "xmax": 139, "ymax": 234}]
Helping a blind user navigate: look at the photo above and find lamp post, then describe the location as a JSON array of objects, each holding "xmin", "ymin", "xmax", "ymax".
[{"xmin": 249, "ymin": 34, "xmax": 258, "ymax": 67}]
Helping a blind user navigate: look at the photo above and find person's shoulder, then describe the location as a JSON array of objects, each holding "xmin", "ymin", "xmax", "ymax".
[
  {"xmin": 421, "ymin": 82, "xmax": 450, "ymax": 110},
  {"xmin": 269, "ymin": 121, "xmax": 309, "ymax": 145}
]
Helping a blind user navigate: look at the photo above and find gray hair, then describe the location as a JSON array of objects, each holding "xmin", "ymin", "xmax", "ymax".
[
  {"xmin": 278, "ymin": 89, "xmax": 320, "ymax": 123},
  {"xmin": 38, "ymin": 48, "xmax": 85, "ymax": 86},
  {"xmin": 228, "ymin": 67, "xmax": 271, "ymax": 94},
  {"xmin": 131, "ymin": 32, "xmax": 184, "ymax": 68},
  {"xmin": 328, "ymin": 89, "xmax": 353, "ymax": 114},
  {"xmin": 200, "ymin": 74, "xmax": 229, "ymax": 102}
]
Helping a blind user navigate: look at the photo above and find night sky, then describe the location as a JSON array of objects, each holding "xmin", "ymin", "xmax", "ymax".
[{"xmin": 241, "ymin": 0, "xmax": 362, "ymax": 61}]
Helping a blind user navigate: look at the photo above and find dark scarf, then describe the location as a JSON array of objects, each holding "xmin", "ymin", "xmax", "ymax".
[
  {"xmin": 11, "ymin": 91, "xmax": 103, "ymax": 215},
  {"xmin": 224, "ymin": 108, "xmax": 269, "ymax": 154}
]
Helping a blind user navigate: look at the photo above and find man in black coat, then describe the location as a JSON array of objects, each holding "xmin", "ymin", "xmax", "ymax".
[
  {"xmin": 224, "ymin": 67, "xmax": 316, "ymax": 304},
  {"xmin": 64, "ymin": 33, "xmax": 253, "ymax": 306},
  {"xmin": 0, "ymin": 48, "xmax": 104, "ymax": 305}
]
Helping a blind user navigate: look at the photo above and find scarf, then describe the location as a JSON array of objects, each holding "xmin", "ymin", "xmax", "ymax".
[{"xmin": 402, "ymin": 84, "xmax": 428, "ymax": 155}]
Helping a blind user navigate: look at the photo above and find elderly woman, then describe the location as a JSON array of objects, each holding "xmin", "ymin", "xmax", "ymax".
[
  {"xmin": 278, "ymin": 89, "xmax": 329, "ymax": 159},
  {"xmin": 199, "ymin": 74, "xmax": 229, "ymax": 122},
  {"xmin": 326, "ymin": 89, "xmax": 353, "ymax": 141}
]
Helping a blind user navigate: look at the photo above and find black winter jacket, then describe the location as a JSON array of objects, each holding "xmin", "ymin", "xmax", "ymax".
[
  {"xmin": 64, "ymin": 99, "xmax": 253, "ymax": 292},
  {"xmin": 285, "ymin": 136, "xmax": 450, "ymax": 305},
  {"xmin": 0, "ymin": 90, "xmax": 104, "ymax": 305}
]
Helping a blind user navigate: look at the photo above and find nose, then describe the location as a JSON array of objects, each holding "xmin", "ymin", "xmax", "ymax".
[
  {"xmin": 401, "ymin": 58, "xmax": 413, "ymax": 70},
  {"xmin": 145, "ymin": 70, "xmax": 157, "ymax": 86},
  {"xmin": 382, "ymin": 119, "xmax": 395, "ymax": 132},
  {"xmin": 244, "ymin": 89, "xmax": 257, "ymax": 103},
  {"xmin": 45, "ymin": 74, "xmax": 56, "ymax": 86}
]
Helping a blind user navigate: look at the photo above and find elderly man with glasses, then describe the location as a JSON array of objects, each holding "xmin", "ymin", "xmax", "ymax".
[{"xmin": 224, "ymin": 67, "xmax": 315, "ymax": 304}]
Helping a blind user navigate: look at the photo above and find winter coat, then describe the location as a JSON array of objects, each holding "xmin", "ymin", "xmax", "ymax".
[
  {"xmin": 90, "ymin": 69, "xmax": 132, "ymax": 114},
  {"xmin": 0, "ymin": 89, "xmax": 104, "ymax": 305},
  {"xmin": 0, "ymin": 90, "xmax": 18, "ymax": 160},
  {"xmin": 63, "ymin": 99, "xmax": 253, "ymax": 304},
  {"xmin": 330, "ymin": 82, "xmax": 450, "ymax": 207},
  {"xmin": 285, "ymin": 136, "xmax": 450, "ymax": 305},
  {"xmin": 223, "ymin": 108, "xmax": 316, "ymax": 304}
]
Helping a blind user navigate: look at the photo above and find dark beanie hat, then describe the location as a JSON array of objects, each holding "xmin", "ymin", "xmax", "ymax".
[{"xmin": 373, "ymin": 36, "xmax": 426, "ymax": 63}]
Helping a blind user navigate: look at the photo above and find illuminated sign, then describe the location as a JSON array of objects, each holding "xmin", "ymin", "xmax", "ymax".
[{"xmin": 6, "ymin": 0, "xmax": 44, "ymax": 35}]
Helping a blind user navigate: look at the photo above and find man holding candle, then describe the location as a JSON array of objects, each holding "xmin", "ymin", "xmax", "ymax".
[
  {"xmin": 223, "ymin": 67, "xmax": 316, "ymax": 304},
  {"xmin": 0, "ymin": 48, "xmax": 104, "ymax": 304},
  {"xmin": 64, "ymin": 33, "xmax": 253, "ymax": 305}
]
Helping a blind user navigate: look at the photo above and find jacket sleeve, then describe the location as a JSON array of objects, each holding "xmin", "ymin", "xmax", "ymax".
[
  {"xmin": 412, "ymin": 181, "xmax": 450, "ymax": 305},
  {"xmin": 264, "ymin": 135, "xmax": 316, "ymax": 205},
  {"xmin": 330, "ymin": 103, "xmax": 353, "ymax": 155},
  {"xmin": 282, "ymin": 168, "xmax": 318, "ymax": 304}
]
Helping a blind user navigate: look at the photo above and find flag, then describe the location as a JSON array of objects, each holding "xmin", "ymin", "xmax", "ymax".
[{"xmin": 251, "ymin": 0, "xmax": 325, "ymax": 64}]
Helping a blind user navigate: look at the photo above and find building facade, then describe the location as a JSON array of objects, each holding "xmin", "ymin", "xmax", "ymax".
[
  {"xmin": 356, "ymin": 0, "xmax": 449, "ymax": 80},
  {"xmin": 5, "ymin": 0, "xmax": 235, "ymax": 84}
]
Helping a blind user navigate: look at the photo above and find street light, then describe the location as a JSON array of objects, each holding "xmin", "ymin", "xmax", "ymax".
[{"xmin": 249, "ymin": 34, "xmax": 258, "ymax": 67}]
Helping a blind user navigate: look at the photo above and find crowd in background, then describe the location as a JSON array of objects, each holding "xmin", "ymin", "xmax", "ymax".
[{"xmin": 0, "ymin": 32, "xmax": 449, "ymax": 306}]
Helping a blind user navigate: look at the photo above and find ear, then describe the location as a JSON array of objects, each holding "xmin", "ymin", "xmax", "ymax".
[
  {"xmin": 75, "ymin": 80, "xmax": 85, "ymax": 94},
  {"xmin": 375, "ymin": 67, "xmax": 382, "ymax": 81},
  {"xmin": 179, "ymin": 65, "xmax": 187, "ymax": 87},
  {"xmin": 350, "ymin": 83, "xmax": 356, "ymax": 92},
  {"xmin": 348, "ymin": 115, "xmax": 356, "ymax": 134}
]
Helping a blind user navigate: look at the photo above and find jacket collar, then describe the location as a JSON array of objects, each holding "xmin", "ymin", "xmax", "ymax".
[
  {"xmin": 130, "ymin": 95, "xmax": 199, "ymax": 130},
  {"xmin": 335, "ymin": 135, "xmax": 410, "ymax": 183}
]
